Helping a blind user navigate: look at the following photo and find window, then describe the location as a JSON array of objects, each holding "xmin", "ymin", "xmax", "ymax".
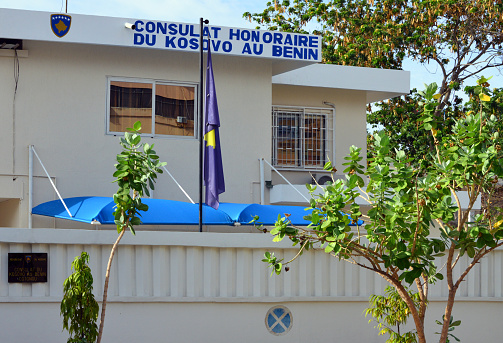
[
  {"xmin": 272, "ymin": 106, "xmax": 334, "ymax": 169},
  {"xmin": 108, "ymin": 78, "xmax": 197, "ymax": 137}
]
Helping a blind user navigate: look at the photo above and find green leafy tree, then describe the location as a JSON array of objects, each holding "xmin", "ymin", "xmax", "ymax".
[
  {"xmin": 61, "ymin": 252, "xmax": 99, "ymax": 343},
  {"xmin": 261, "ymin": 80, "xmax": 503, "ymax": 343},
  {"xmin": 366, "ymin": 286, "xmax": 421, "ymax": 343},
  {"xmin": 245, "ymin": 0, "xmax": 503, "ymax": 162},
  {"xmin": 96, "ymin": 121, "xmax": 165, "ymax": 343}
]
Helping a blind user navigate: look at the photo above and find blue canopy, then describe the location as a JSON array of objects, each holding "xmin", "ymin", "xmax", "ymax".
[
  {"xmin": 218, "ymin": 202, "xmax": 363, "ymax": 226},
  {"xmin": 32, "ymin": 197, "xmax": 233, "ymax": 225},
  {"xmin": 32, "ymin": 197, "xmax": 363, "ymax": 226},
  {"xmin": 219, "ymin": 203, "xmax": 311, "ymax": 225}
]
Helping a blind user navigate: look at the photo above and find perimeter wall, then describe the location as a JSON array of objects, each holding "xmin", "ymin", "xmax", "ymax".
[{"xmin": 1, "ymin": 228, "xmax": 502, "ymax": 342}]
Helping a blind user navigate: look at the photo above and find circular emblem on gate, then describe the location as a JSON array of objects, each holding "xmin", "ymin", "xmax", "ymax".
[{"xmin": 265, "ymin": 305, "xmax": 292, "ymax": 335}]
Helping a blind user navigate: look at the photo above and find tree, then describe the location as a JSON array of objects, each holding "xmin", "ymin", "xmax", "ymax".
[
  {"xmin": 365, "ymin": 286, "xmax": 421, "ymax": 343},
  {"xmin": 61, "ymin": 252, "xmax": 99, "ymax": 343},
  {"xmin": 96, "ymin": 121, "xmax": 165, "ymax": 343},
  {"xmin": 261, "ymin": 80, "xmax": 503, "ymax": 343},
  {"xmin": 245, "ymin": 0, "xmax": 503, "ymax": 162}
]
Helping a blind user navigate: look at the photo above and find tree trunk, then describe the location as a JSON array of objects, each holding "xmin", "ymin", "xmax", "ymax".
[
  {"xmin": 438, "ymin": 288, "xmax": 457, "ymax": 343},
  {"xmin": 379, "ymin": 272, "xmax": 427, "ymax": 343},
  {"xmin": 96, "ymin": 228, "xmax": 126, "ymax": 343}
]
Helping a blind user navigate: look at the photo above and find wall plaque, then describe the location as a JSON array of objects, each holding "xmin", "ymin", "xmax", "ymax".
[{"xmin": 8, "ymin": 253, "xmax": 48, "ymax": 283}]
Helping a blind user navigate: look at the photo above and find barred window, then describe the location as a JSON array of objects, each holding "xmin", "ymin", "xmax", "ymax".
[
  {"xmin": 272, "ymin": 106, "xmax": 334, "ymax": 169},
  {"xmin": 108, "ymin": 78, "xmax": 196, "ymax": 137}
]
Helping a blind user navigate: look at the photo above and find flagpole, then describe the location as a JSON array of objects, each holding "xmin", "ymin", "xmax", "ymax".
[{"xmin": 199, "ymin": 18, "xmax": 208, "ymax": 233}]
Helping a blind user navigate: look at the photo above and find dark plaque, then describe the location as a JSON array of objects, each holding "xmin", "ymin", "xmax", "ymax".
[{"xmin": 8, "ymin": 253, "xmax": 48, "ymax": 283}]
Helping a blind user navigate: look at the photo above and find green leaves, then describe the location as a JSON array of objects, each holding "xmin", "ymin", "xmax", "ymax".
[
  {"xmin": 61, "ymin": 252, "xmax": 99, "ymax": 343},
  {"xmin": 435, "ymin": 316, "xmax": 461, "ymax": 342},
  {"xmin": 263, "ymin": 80, "xmax": 503, "ymax": 343},
  {"xmin": 366, "ymin": 285, "xmax": 421, "ymax": 343},
  {"xmin": 113, "ymin": 121, "xmax": 166, "ymax": 234},
  {"xmin": 262, "ymin": 252, "xmax": 285, "ymax": 276}
]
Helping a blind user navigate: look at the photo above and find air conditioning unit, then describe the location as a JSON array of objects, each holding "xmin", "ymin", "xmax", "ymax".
[{"xmin": 317, "ymin": 175, "xmax": 332, "ymax": 185}]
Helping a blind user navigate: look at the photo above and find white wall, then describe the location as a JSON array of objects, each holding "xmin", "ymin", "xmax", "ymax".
[
  {"xmin": 271, "ymin": 84, "xmax": 367, "ymax": 187},
  {"xmin": 0, "ymin": 40, "xmax": 272, "ymax": 228},
  {"xmin": 0, "ymin": 228, "xmax": 502, "ymax": 342}
]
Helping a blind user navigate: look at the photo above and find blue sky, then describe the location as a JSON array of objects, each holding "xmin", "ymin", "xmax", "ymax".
[{"xmin": 1, "ymin": 0, "xmax": 501, "ymax": 92}]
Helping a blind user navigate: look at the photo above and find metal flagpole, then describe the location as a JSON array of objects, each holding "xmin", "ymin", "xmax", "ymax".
[{"xmin": 199, "ymin": 18, "xmax": 208, "ymax": 233}]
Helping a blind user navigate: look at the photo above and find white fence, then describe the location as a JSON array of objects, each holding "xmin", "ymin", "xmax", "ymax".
[
  {"xmin": 0, "ymin": 228, "xmax": 502, "ymax": 343},
  {"xmin": 1, "ymin": 228, "xmax": 502, "ymax": 302}
]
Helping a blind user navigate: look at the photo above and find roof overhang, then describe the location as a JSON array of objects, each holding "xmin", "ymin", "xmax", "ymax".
[
  {"xmin": 272, "ymin": 63, "xmax": 411, "ymax": 103},
  {"xmin": 0, "ymin": 8, "xmax": 320, "ymax": 74}
]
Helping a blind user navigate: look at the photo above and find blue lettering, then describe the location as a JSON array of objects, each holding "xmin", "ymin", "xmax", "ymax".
[
  {"xmin": 272, "ymin": 45, "xmax": 282, "ymax": 57},
  {"xmin": 134, "ymin": 20, "xmax": 144, "ymax": 32},
  {"xmin": 273, "ymin": 32, "xmax": 283, "ymax": 44},
  {"xmin": 251, "ymin": 31, "xmax": 260, "ymax": 42},
  {"xmin": 283, "ymin": 46, "xmax": 292, "ymax": 58},
  {"xmin": 298, "ymin": 36, "xmax": 308, "ymax": 47},
  {"xmin": 241, "ymin": 30, "xmax": 250, "ymax": 41},
  {"xmin": 189, "ymin": 25, "xmax": 199, "ymax": 37},
  {"xmin": 203, "ymin": 27, "xmax": 210, "ymax": 37},
  {"xmin": 212, "ymin": 40, "xmax": 221, "ymax": 51},
  {"xmin": 157, "ymin": 22, "xmax": 167, "ymax": 35},
  {"xmin": 242, "ymin": 43, "xmax": 252, "ymax": 54},
  {"xmin": 190, "ymin": 38, "xmax": 199, "ymax": 50},
  {"xmin": 294, "ymin": 47, "xmax": 303, "ymax": 59},
  {"xmin": 263, "ymin": 32, "xmax": 272, "ymax": 44},
  {"xmin": 146, "ymin": 22, "xmax": 155, "ymax": 33},
  {"xmin": 168, "ymin": 23, "xmax": 178, "ymax": 35},
  {"xmin": 284, "ymin": 35, "xmax": 293, "ymax": 45},
  {"xmin": 253, "ymin": 43, "xmax": 263, "ymax": 55},
  {"xmin": 309, "ymin": 49, "xmax": 318, "ymax": 60},
  {"xmin": 178, "ymin": 37, "xmax": 188, "ymax": 49},
  {"xmin": 229, "ymin": 29, "xmax": 240, "ymax": 40},
  {"xmin": 222, "ymin": 41, "xmax": 232, "ymax": 52},
  {"xmin": 179, "ymin": 24, "xmax": 189, "ymax": 36},
  {"xmin": 165, "ymin": 36, "xmax": 176, "ymax": 48},
  {"xmin": 145, "ymin": 34, "xmax": 156, "ymax": 46},
  {"xmin": 134, "ymin": 33, "xmax": 144, "ymax": 45},
  {"xmin": 309, "ymin": 36, "xmax": 319, "ymax": 48},
  {"xmin": 211, "ymin": 27, "xmax": 221, "ymax": 39}
]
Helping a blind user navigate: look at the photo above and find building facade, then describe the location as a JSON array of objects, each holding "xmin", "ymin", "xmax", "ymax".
[{"xmin": 2, "ymin": 8, "xmax": 499, "ymax": 343}]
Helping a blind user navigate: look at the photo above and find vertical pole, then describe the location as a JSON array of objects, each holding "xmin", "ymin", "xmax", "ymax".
[
  {"xmin": 28, "ymin": 145, "xmax": 33, "ymax": 229},
  {"xmin": 260, "ymin": 158, "xmax": 265, "ymax": 205},
  {"xmin": 198, "ymin": 18, "xmax": 206, "ymax": 233}
]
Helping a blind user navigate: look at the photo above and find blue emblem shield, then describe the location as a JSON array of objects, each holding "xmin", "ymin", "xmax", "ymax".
[{"xmin": 51, "ymin": 14, "xmax": 72, "ymax": 38}]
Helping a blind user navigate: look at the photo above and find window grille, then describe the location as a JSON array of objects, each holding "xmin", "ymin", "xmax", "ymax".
[{"xmin": 272, "ymin": 106, "xmax": 334, "ymax": 169}]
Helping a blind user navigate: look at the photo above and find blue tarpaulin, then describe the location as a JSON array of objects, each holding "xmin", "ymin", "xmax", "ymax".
[
  {"xmin": 32, "ymin": 197, "xmax": 363, "ymax": 226},
  {"xmin": 32, "ymin": 197, "xmax": 232, "ymax": 225}
]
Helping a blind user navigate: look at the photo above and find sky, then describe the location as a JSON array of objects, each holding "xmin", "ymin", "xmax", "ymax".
[{"xmin": 1, "ymin": 0, "xmax": 501, "ymax": 92}]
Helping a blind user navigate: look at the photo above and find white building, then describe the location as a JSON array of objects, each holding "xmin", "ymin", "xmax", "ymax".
[{"xmin": 0, "ymin": 8, "xmax": 500, "ymax": 343}]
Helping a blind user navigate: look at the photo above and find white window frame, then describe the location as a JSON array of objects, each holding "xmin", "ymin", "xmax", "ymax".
[
  {"xmin": 106, "ymin": 76, "xmax": 198, "ymax": 139},
  {"xmin": 272, "ymin": 105, "xmax": 335, "ymax": 170}
]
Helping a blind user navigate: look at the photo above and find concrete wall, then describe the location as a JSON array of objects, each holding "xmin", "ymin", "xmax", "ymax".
[
  {"xmin": 0, "ymin": 228, "xmax": 502, "ymax": 343},
  {"xmin": 0, "ymin": 41, "xmax": 273, "ymax": 227},
  {"xmin": 271, "ymin": 84, "xmax": 367, "ymax": 186},
  {"xmin": 0, "ymin": 40, "xmax": 377, "ymax": 227}
]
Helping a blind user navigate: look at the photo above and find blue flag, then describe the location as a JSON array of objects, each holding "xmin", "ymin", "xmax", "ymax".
[{"xmin": 204, "ymin": 45, "xmax": 225, "ymax": 210}]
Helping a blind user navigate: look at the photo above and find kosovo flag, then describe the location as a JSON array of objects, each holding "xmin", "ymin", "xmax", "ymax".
[{"xmin": 203, "ymin": 45, "xmax": 225, "ymax": 210}]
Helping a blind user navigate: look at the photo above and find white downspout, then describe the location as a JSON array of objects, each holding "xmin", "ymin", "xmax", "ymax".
[
  {"xmin": 28, "ymin": 145, "xmax": 33, "ymax": 229},
  {"xmin": 260, "ymin": 158, "xmax": 265, "ymax": 205}
]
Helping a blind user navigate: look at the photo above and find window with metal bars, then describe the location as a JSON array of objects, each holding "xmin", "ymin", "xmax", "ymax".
[{"xmin": 272, "ymin": 106, "xmax": 334, "ymax": 169}]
